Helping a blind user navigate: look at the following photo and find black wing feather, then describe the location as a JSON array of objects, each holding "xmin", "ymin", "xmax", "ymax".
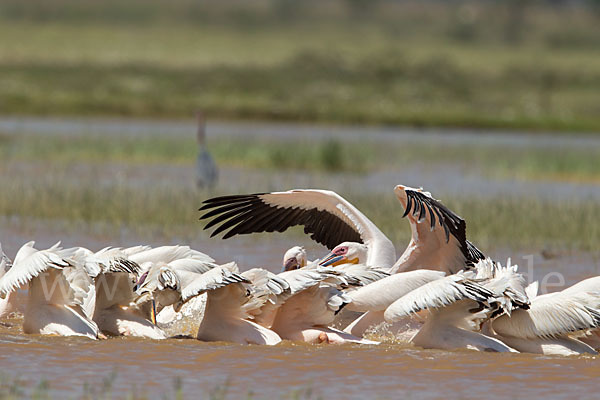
[
  {"xmin": 200, "ymin": 193, "xmax": 363, "ymax": 250},
  {"xmin": 402, "ymin": 189, "xmax": 485, "ymax": 266}
]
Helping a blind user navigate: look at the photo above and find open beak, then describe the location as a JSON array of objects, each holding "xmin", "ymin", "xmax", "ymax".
[{"xmin": 319, "ymin": 254, "xmax": 345, "ymax": 267}]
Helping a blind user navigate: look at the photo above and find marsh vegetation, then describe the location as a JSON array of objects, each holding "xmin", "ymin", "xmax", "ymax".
[
  {"xmin": 1, "ymin": 131, "xmax": 599, "ymax": 253},
  {"xmin": 1, "ymin": 0, "xmax": 599, "ymax": 131}
]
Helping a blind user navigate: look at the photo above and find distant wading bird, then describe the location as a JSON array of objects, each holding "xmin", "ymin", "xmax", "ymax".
[
  {"xmin": 195, "ymin": 112, "xmax": 218, "ymax": 189},
  {"xmin": 199, "ymin": 186, "xmax": 485, "ymax": 336}
]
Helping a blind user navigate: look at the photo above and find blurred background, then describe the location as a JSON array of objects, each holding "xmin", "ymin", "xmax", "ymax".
[{"xmin": 0, "ymin": 0, "xmax": 599, "ymax": 276}]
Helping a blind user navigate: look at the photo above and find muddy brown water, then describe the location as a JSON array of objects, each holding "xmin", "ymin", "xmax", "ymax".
[
  {"xmin": 1, "ymin": 234, "xmax": 599, "ymax": 399},
  {"xmin": 1, "ymin": 323, "xmax": 598, "ymax": 400}
]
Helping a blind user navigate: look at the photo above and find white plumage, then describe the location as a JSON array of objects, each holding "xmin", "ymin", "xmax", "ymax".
[{"xmin": 0, "ymin": 242, "xmax": 99, "ymax": 339}]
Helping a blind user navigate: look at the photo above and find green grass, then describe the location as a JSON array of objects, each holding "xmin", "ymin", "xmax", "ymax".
[
  {"xmin": 1, "ymin": 172, "xmax": 599, "ymax": 253},
  {"xmin": 1, "ymin": 119, "xmax": 599, "ymax": 254},
  {"xmin": 0, "ymin": 134, "xmax": 373, "ymax": 173},
  {"xmin": 2, "ymin": 133, "xmax": 599, "ymax": 182},
  {"xmin": 1, "ymin": 51, "xmax": 599, "ymax": 131},
  {"xmin": 0, "ymin": 0, "xmax": 599, "ymax": 131},
  {"xmin": 1, "ymin": 131, "xmax": 598, "ymax": 251}
]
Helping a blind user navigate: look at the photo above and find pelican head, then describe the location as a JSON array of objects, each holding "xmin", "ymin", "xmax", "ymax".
[
  {"xmin": 318, "ymin": 242, "xmax": 367, "ymax": 267},
  {"xmin": 282, "ymin": 246, "xmax": 307, "ymax": 271}
]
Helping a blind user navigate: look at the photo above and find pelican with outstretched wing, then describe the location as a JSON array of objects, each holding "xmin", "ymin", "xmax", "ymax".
[
  {"xmin": 200, "ymin": 190, "xmax": 396, "ymax": 268},
  {"xmin": 381, "ymin": 258, "xmax": 529, "ymax": 353},
  {"xmin": 488, "ymin": 279, "xmax": 600, "ymax": 356},
  {"xmin": 389, "ymin": 185, "xmax": 484, "ymax": 273},
  {"xmin": 200, "ymin": 186, "xmax": 485, "ymax": 338},
  {"xmin": 200, "ymin": 186, "xmax": 483, "ymax": 272}
]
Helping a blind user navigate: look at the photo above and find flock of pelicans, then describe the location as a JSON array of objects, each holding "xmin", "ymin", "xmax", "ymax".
[{"xmin": 1, "ymin": 185, "xmax": 600, "ymax": 356}]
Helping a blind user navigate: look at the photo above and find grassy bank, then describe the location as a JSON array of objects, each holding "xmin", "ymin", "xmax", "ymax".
[
  {"xmin": 1, "ymin": 131, "xmax": 598, "ymax": 251},
  {"xmin": 2, "ymin": 50, "xmax": 598, "ymax": 131},
  {"xmin": 0, "ymin": 0, "xmax": 599, "ymax": 131},
  {"xmin": 0, "ymin": 135, "xmax": 600, "ymax": 251},
  {"xmin": 2, "ymin": 132, "xmax": 599, "ymax": 182},
  {"xmin": 1, "ymin": 173, "xmax": 598, "ymax": 253}
]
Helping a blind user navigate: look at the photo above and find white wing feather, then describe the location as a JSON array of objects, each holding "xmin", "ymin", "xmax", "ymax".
[
  {"xmin": 278, "ymin": 269, "xmax": 326, "ymax": 295},
  {"xmin": 317, "ymin": 264, "xmax": 389, "ymax": 288},
  {"xmin": 492, "ymin": 291, "xmax": 600, "ymax": 339},
  {"xmin": 384, "ymin": 273, "xmax": 494, "ymax": 322},
  {"xmin": 0, "ymin": 246, "xmax": 70, "ymax": 295},
  {"xmin": 129, "ymin": 245, "xmax": 214, "ymax": 265},
  {"xmin": 347, "ymin": 270, "xmax": 445, "ymax": 312},
  {"xmin": 167, "ymin": 258, "xmax": 217, "ymax": 274},
  {"xmin": 179, "ymin": 266, "xmax": 248, "ymax": 302}
]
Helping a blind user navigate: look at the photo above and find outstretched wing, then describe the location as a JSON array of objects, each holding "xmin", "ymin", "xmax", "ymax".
[
  {"xmin": 492, "ymin": 291, "xmax": 600, "ymax": 339},
  {"xmin": 383, "ymin": 273, "xmax": 495, "ymax": 322},
  {"xmin": 200, "ymin": 190, "xmax": 374, "ymax": 250},
  {"xmin": 393, "ymin": 185, "xmax": 485, "ymax": 273},
  {"xmin": 178, "ymin": 266, "xmax": 249, "ymax": 302},
  {"xmin": 0, "ymin": 247, "xmax": 70, "ymax": 295}
]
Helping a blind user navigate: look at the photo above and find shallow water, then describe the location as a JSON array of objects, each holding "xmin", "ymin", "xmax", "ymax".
[
  {"xmin": 1, "ymin": 236, "xmax": 599, "ymax": 399},
  {"xmin": 0, "ymin": 319, "xmax": 598, "ymax": 400},
  {"xmin": 2, "ymin": 116, "xmax": 600, "ymax": 150}
]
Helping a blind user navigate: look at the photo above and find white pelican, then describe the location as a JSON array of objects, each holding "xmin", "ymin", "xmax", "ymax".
[
  {"xmin": 339, "ymin": 186, "xmax": 485, "ymax": 336},
  {"xmin": 243, "ymin": 248, "xmax": 386, "ymax": 344},
  {"xmin": 561, "ymin": 276, "xmax": 600, "ymax": 349},
  {"xmin": 269, "ymin": 283, "xmax": 364, "ymax": 344},
  {"xmin": 0, "ymin": 242, "xmax": 99, "ymax": 339},
  {"xmin": 136, "ymin": 260, "xmax": 283, "ymax": 345},
  {"xmin": 200, "ymin": 190, "xmax": 397, "ymax": 268},
  {"xmin": 132, "ymin": 249, "xmax": 221, "ymax": 329},
  {"xmin": 52, "ymin": 245, "xmax": 166, "ymax": 339},
  {"xmin": 120, "ymin": 244, "xmax": 217, "ymax": 334},
  {"xmin": 382, "ymin": 259, "xmax": 526, "ymax": 352},
  {"xmin": 92, "ymin": 248, "xmax": 165, "ymax": 339},
  {"xmin": 281, "ymin": 246, "xmax": 308, "ymax": 271},
  {"xmin": 200, "ymin": 187, "xmax": 485, "ymax": 338},
  {"xmin": 488, "ymin": 280, "xmax": 600, "ymax": 356},
  {"xmin": 341, "ymin": 269, "xmax": 446, "ymax": 339}
]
